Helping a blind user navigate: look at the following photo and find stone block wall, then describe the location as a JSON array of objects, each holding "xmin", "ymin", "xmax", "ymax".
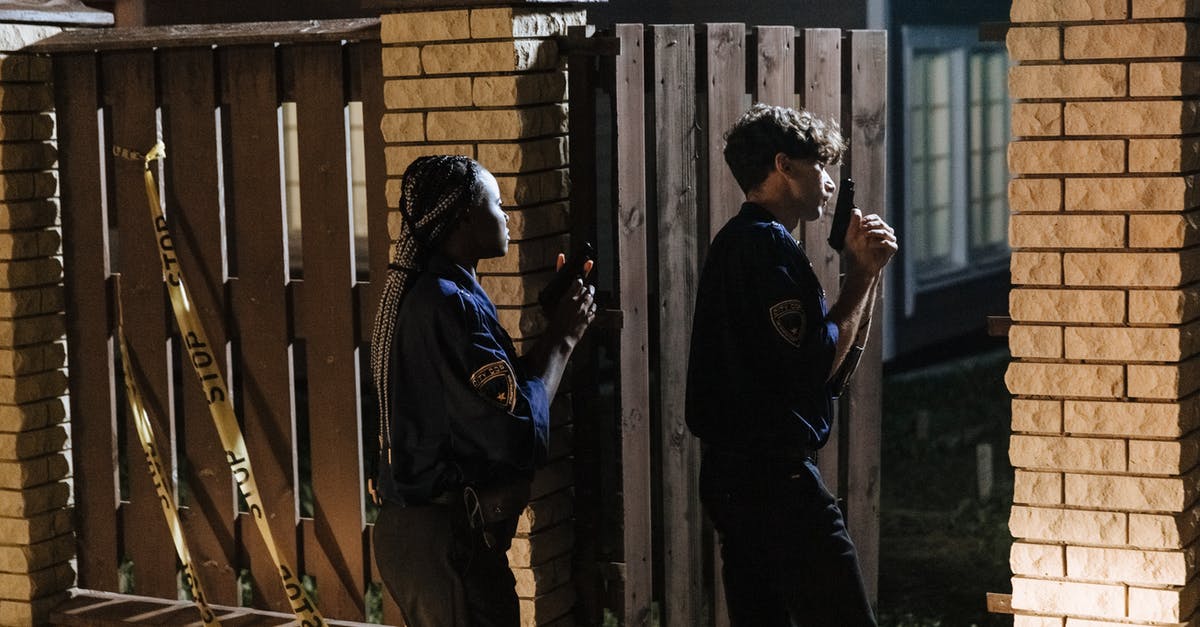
[
  {"xmin": 380, "ymin": 5, "xmax": 583, "ymax": 625},
  {"xmin": 0, "ymin": 23, "xmax": 71, "ymax": 627},
  {"xmin": 1006, "ymin": 1, "xmax": 1200, "ymax": 625}
]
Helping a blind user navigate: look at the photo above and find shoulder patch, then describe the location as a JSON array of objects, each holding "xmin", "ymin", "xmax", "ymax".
[
  {"xmin": 769, "ymin": 299, "xmax": 807, "ymax": 348},
  {"xmin": 469, "ymin": 360, "xmax": 518, "ymax": 413}
]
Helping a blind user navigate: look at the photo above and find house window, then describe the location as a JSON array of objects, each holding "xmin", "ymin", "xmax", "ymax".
[{"xmin": 902, "ymin": 27, "xmax": 1010, "ymax": 312}]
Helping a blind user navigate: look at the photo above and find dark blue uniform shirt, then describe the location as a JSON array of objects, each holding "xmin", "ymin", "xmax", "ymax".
[
  {"xmin": 376, "ymin": 254, "xmax": 550, "ymax": 504},
  {"xmin": 686, "ymin": 202, "xmax": 840, "ymax": 457}
]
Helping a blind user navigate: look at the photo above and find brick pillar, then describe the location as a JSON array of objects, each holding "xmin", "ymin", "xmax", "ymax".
[
  {"xmin": 1006, "ymin": 2, "xmax": 1200, "ymax": 625},
  {"xmin": 0, "ymin": 23, "xmax": 74, "ymax": 627},
  {"xmin": 379, "ymin": 4, "xmax": 583, "ymax": 625}
]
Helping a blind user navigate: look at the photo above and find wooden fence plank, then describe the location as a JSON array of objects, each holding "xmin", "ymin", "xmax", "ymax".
[
  {"xmin": 754, "ymin": 26, "xmax": 795, "ymax": 109},
  {"xmin": 56, "ymin": 51, "xmax": 120, "ymax": 593},
  {"xmin": 220, "ymin": 44, "xmax": 299, "ymax": 614},
  {"xmin": 614, "ymin": 23, "xmax": 652, "ymax": 627},
  {"xmin": 705, "ymin": 23, "xmax": 746, "ymax": 240},
  {"xmin": 800, "ymin": 28, "xmax": 845, "ymax": 497},
  {"xmin": 290, "ymin": 42, "xmax": 367, "ymax": 619},
  {"xmin": 103, "ymin": 48, "xmax": 178, "ymax": 600},
  {"xmin": 845, "ymin": 29, "xmax": 887, "ymax": 604},
  {"xmin": 159, "ymin": 46, "xmax": 239, "ymax": 606},
  {"xmin": 652, "ymin": 24, "xmax": 703, "ymax": 627}
]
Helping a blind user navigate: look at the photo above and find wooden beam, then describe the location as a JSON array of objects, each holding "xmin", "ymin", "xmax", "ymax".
[{"xmin": 27, "ymin": 17, "xmax": 379, "ymax": 53}]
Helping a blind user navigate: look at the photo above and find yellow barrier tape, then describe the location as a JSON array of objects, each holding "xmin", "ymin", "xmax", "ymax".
[
  {"xmin": 118, "ymin": 142, "xmax": 326, "ymax": 626},
  {"xmin": 115, "ymin": 296, "xmax": 221, "ymax": 626}
]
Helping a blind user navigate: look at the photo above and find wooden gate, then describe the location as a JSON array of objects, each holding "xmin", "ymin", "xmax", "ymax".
[
  {"xmin": 37, "ymin": 19, "xmax": 406, "ymax": 624},
  {"xmin": 566, "ymin": 24, "xmax": 888, "ymax": 627}
]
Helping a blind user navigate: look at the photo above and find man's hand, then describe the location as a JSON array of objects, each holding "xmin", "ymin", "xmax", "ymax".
[{"xmin": 842, "ymin": 208, "xmax": 898, "ymax": 277}]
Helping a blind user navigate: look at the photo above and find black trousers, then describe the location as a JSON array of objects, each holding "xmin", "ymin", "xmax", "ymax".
[
  {"xmin": 373, "ymin": 499, "xmax": 520, "ymax": 627},
  {"xmin": 701, "ymin": 454, "xmax": 877, "ymax": 627}
]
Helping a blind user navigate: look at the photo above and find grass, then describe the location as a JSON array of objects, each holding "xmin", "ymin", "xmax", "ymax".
[{"xmin": 877, "ymin": 348, "xmax": 1014, "ymax": 627}]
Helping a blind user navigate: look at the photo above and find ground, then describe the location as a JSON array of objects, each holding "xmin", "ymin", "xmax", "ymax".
[{"xmin": 877, "ymin": 348, "xmax": 1014, "ymax": 627}]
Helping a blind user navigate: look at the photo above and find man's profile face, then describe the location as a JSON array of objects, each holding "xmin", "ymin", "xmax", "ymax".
[{"xmin": 779, "ymin": 154, "xmax": 835, "ymax": 222}]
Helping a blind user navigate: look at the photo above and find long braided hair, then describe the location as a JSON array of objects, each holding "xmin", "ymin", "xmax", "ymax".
[{"xmin": 369, "ymin": 155, "xmax": 485, "ymax": 499}]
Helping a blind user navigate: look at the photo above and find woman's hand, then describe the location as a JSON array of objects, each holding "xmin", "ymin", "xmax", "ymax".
[{"xmin": 546, "ymin": 254, "xmax": 596, "ymax": 349}]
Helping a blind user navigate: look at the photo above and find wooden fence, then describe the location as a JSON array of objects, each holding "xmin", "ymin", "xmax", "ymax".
[
  {"xmin": 38, "ymin": 19, "xmax": 407, "ymax": 624},
  {"xmin": 566, "ymin": 24, "xmax": 888, "ymax": 627}
]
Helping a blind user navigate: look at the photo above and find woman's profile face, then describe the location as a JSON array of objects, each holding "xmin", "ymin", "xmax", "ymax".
[{"xmin": 465, "ymin": 168, "xmax": 509, "ymax": 259}]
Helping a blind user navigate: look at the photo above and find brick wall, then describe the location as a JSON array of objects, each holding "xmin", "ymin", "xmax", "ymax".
[
  {"xmin": 0, "ymin": 23, "xmax": 72, "ymax": 627},
  {"xmin": 1006, "ymin": 1, "xmax": 1200, "ymax": 625},
  {"xmin": 379, "ymin": 5, "xmax": 583, "ymax": 625}
]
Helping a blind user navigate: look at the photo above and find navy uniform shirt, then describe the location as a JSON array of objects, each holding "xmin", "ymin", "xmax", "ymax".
[
  {"xmin": 686, "ymin": 202, "xmax": 840, "ymax": 457},
  {"xmin": 376, "ymin": 254, "xmax": 550, "ymax": 504}
]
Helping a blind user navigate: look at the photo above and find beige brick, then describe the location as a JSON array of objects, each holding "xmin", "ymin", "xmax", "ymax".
[
  {"xmin": 0, "ymin": 286, "xmax": 61, "ymax": 319},
  {"xmin": 426, "ymin": 104, "xmax": 567, "ymax": 142},
  {"xmin": 1128, "ymin": 584, "xmax": 1200, "ymax": 623},
  {"xmin": 0, "ymin": 399, "xmax": 61, "ymax": 433},
  {"xmin": 1014, "ymin": 470, "xmax": 1063, "ymax": 505},
  {"xmin": 512, "ymin": 553, "xmax": 571, "ymax": 597},
  {"xmin": 381, "ymin": 46, "xmax": 421, "ymax": 77},
  {"xmin": 1012, "ymin": 506, "xmax": 1127, "ymax": 544},
  {"xmin": 530, "ymin": 458, "xmax": 573, "ymax": 499},
  {"xmin": 1008, "ymin": 140, "xmax": 1124, "ymax": 175},
  {"xmin": 1010, "ymin": 214, "xmax": 1123, "ymax": 248},
  {"xmin": 380, "ymin": 113, "xmax": 424, "ymax": 143},
  {"xmin": 1129, "ymin": 356, "xmax": 1200, "ymax": 399},
  {"xmin": 1134, "ymin": 0, "xmax": 1200, "ymax": 16},
  {"xmin": 1011, "ymin": 0, "xmax": 1127, "ymax": 21},
  {"xmin": 1013, "ymin": 399, "xmax": 1063, "ymax": 433},
  {"xmin": 517, "ymin": 489, "xmax": 572, "ymax": 535},
  {"xmin": 1010, "ymin": 577, "xmax": 1125, "ymax": 618},
  {"xmin": 1008, "ymin": 27, "xmax": 1060, "ymax": 62},
  {"xmin": 1130, "ymin": 438, "xmax": 1200, "ymax": 475},
  {"xmin": 0, "ymin": 454, "xmax": 69, "ymax": 490},
  {"xmin": 0, "ymin": 54, "xmax": 50, "ymax": 83},
  {"xmin": 1130, "ymin": 289, "xmax": 1200, "ymax": 324},
  {"xmin": 0, "ymin": 172, "xmax": 57, "ymax": 202},
  {"xmin": 383, "ymin": 76, "xmax": 471, "ymax": 109},
  {"xmin": 473, "ymin": 71, "xmax": 567, "ymax": 107},
  {"xmin": 497, "ymin": 304, "xmax": 547, "ymax": 338},
  {"xmin": 1066, "ymin": 175, "xmax": 1199, "ymax": 213},
  {"xmin": 1130, "ymin": 508, "xmax": 1200, "ymax": 548},
  {"xmin": 0, "ymin": 508, "xmax": 68, "ymax": 546},
  {"xmin": 1131, "ymin": 137, "xmax": 1200, "ymax": 173},
  {"xmin": 479, "ymin": 269, "xmax": 555, "ymax": 308},
  {"xmin": 1009, "ymin": 64, "xmax": 1126, "ymax": 100},
  {"xmin": 0, "ymin": 200, "xmax": 57, "ymax": 231},
  {"xmin": 1011, "ymin": 542, "xmax": 1064, "ymax": 577},
  {"xmin": 380, "ymin": 10, "xmax": 470, "ymax": 44},
  {"xmin": 0, "ymin": 24, "xmax": 60, "ymax": 53},
  {"xmin": 1066, "ymin": 101, "xmax": 1200, "ymax": 136},
  {"xmin": 1065, "ymin": 470, "xmax": 1200, "ymax": 511},
  {"xmin": 1010, "ymin": 289, "xmax": 1124, "ymax": 324},
  {"xmin": 1009, "ymin": 178, "xmax": 1062, "ymax": 213},
  {"xmin": 1012, "ymin": 103, "xmax": 1062, "ymax": 137},
  {"xmin": 1066, "ymin": 23, "xmax": 1200, "ymax": 60},
  {"xmin": 1131, "ymin": 213, "xmax": 1200, "ymax": 249},
  {"xmin": 0, "ymin": 343, "xmax": 64, "ymax": 378},
  {"xmin": 0, "ymin": 591, "xmax": 67, "ymax": 627},
  {"xmin": 384, "ymin": 143, "xmax": 475, "ymax": 176},
  {"xmin": 1132, "ymin": 62, "xmax": 1200, "ymax": 97},
  {"xmin": 421, "ymin": 39, "xmax": 558, "ymax": 75},
  {"xmin": 477, "ymin": 233, "xmax": 567, "ymax": 274},
  {"xmin": 0, "ymin": 481, "xmax": 67, "ymax": 520},
  {"xmin": 0, "ymin": 313, "xmax": 63, "ymax": 348},
  {"xmin": 1063, "ymin": 250, "xmax": 1200, "ymax": 288},
  {"xmin": 0, "ymin": 114, "xmax": 52, "ymax": 144},
  {"xmin": 1066, "ymin": 398, "xmax": 1200, "ymax": 437},
  {"xmin": 494, "ymin": 169, "xmax": 569, "ymax": 209},
  {"xmin": 0, "ymin": 259, "xmax": 60, "ymax": 291},
  {"xmin": 518, "ymin": 582, "xmax": 575, "ymax": 622},
  {"xmin": 0, "ymin": 426, "xmax": 66, "ymax": 461},
  {"xmin": 0, "ymin": 143, "xmax": 54, "ymax": 172},
  {"xmin": 0, "ymin": 370, "xmax": 67, "ymax": 405},
  {"xmin": 1015, "ymin": 618, "xmax": 1063, "ymax": 627},
  {"xmin": 0, "ymin": 562, "xmax": 73, "ymax": 601},
  {"xmin": 1069, "ymin": 545, "xmax": 1192, "ymax": 586},
  {"xmin": 0, "ymin": 231, "xmax": 59, "ymax": 262},
  {"xmin": 507, "ymin": 520, "xmax": 573, "ymax": 567},
  {"xmin": 1005, "ymin": 362, "xmax": 1123, "ymax": 398},
  {"xmin": 477, "ymin": 137, "xmax": 568, "ymax": 174},
  {"xmin": 1010, "ymin": 434, "xmax": 1125, "ymax": 472},
  {"xmin": 1065, "ymin": 323, "xmax": 1200, "ymax": 362},
  {"xmin": 505, "ymin": 202, "xmax": 569, "ymax": 241},
  {"xmin": 1010, "ymin": 325, "xmax": 1061, "ymax": 359},
  {"xmin": 0, "ymin": 531, "xmax": 70, "ymax": 573},
  {"xmin": 470, "ymin": 8, "xmax": 586, "ymax": 39},
  {"xmin": 1011, "ymin": 252, "xmax": 1061, "ymax": 285}
]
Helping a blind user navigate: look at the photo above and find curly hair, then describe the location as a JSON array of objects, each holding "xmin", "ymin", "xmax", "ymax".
[
  {"xmin": 368, "ymin": 155, "xmax": 486, "ymax": 500},
  {"xmin": 723, "ymin": 103, "xmax": 846, "ymax": 194}
]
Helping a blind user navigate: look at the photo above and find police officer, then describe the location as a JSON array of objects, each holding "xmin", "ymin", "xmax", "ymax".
[
  {"xmin": 369, "ymin": 155, "xmax": 595, "ymax": 627},
  {"xmin": 686, "ymin": 104, "xmax": 897, "ymax": 626}
]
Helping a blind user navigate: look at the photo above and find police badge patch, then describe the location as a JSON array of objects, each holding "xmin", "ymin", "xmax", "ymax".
[
  {"xmin": 470, "ymin": 360, "xmax": 518, "ymax": 412},
  {"xmin": 769, "ymin": 299, "xmax": 807, "ymax": 347}
]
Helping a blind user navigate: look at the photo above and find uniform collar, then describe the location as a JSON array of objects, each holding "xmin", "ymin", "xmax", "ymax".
[
  {"xmin": 739, "ymin": 201, "xmax": 781, "ymax": 226},
  {"xmin": 425, "ymin": 252, "xmax": 477, "ymax": 288}
]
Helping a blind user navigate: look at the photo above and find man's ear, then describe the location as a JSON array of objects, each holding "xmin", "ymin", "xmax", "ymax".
[{"xmin": 774, "ymin": 152, "xmax": 790, "ymax": 174}]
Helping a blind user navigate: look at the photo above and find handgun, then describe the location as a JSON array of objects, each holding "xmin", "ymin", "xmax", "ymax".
[
  {"xmin": 827, "ymin": 178, "xmax": 856, "ymax": 252},
  {"xmin": 538, "ymin": 241, "xmax": 595, "ymax": 314}
]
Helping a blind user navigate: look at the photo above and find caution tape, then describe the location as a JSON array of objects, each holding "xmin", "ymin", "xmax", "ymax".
[
  {"xmin": 117, "ymin": 142, "xmax": 325, "ymax": 626},
  {"xmin": 115, "ymin": 296, "xmax": 221, "ymax": 626}
]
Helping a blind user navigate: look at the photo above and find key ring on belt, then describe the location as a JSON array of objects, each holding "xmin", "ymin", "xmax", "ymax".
[{"xmin": 463, "ymin": 486, "xmax": 497, "ymax": 549}]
